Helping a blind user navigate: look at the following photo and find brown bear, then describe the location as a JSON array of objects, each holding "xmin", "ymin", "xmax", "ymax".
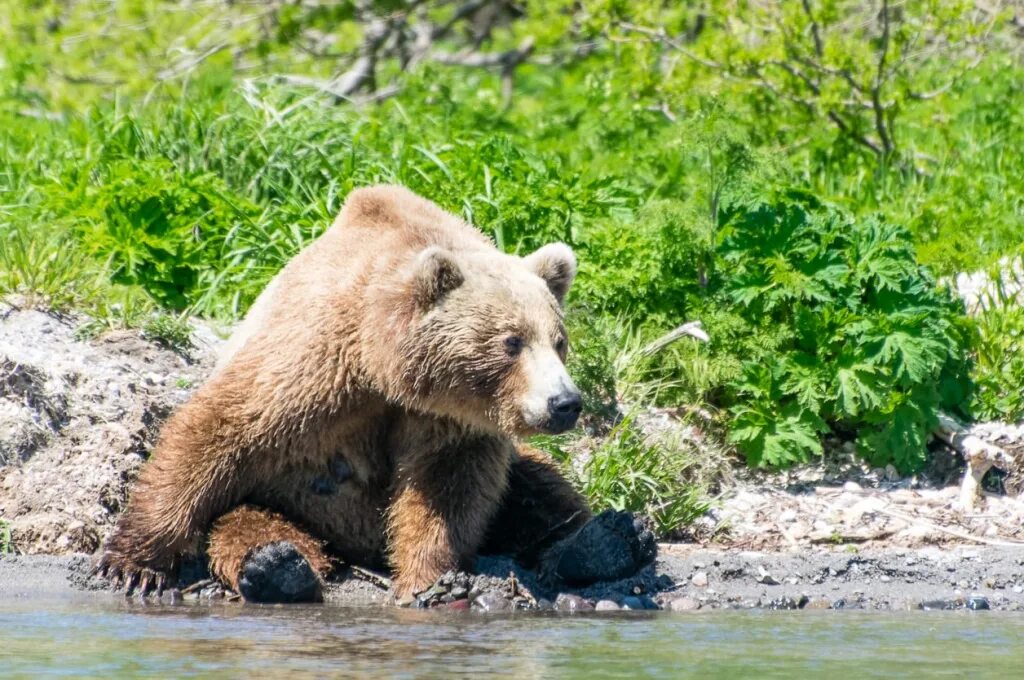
[{"xmin": 97, "ymin": 185, "xmax": 654, "ymax": 603}]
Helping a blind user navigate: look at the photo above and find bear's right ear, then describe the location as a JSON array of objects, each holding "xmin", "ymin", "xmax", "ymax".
[{"xmin": 412, "ymin": 247, "xmax": 464, "ymax": 308}]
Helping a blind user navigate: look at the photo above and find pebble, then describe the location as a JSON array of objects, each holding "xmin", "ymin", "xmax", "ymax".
[
  {"xmin": 756, "ymin": 566, "xmax": 779, "ymax": 586},
  {"xmin": 595, "ymin": 600, "xmax": 620, "ymax": 611},
  {"xmin": 803, "ymin": 598, "xmax": 831, "ymax": 610},
  {"xmin": 691, "ymin": 571, "xmax": 709, "ymax": 587},
  {"xmin": 666, "ymin": 596, "xmax": 700, "ymax": 612},
  {"xmin": 778, "ymin": 509, "xmax": 797, "ymax": 523},
  {"xmin": 842, "ymin": 481, "xmax": 862, "ymax": 492},
  {"xmin": 967, "ymin": 597, "xmax": 991, "ymax": 611},
  {"xmin": 554, "ymin": 594, "xmax": 594, "ymax": 612},
  {"xmin": 471, "ymin": 591, "xmax": 511, "ymax": 612},
  {"xmin": 766, "ymin": 596, "xmax": 809, "ymax": 610},
  {"xmin": 621, "ymin": 596, "xmax": 646, "ymax": 610}
]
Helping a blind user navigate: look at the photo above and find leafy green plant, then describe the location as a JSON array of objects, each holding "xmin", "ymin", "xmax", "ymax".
[{"xmin": 719, "ymin": 191, "xmax": 972, "ymax": 472}]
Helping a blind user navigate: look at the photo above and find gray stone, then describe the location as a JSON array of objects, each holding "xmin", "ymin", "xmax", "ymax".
[
  {"xmin": 595, "ymin": 599, "xmax": 620, "ymax": 611},
  {"xmin": 471, "ymin": 590, "xmax": 512, "ymax": 612},
  {"xmin": 554, "ymin": 593, "xmax": 594, "ymax": 612},
  {"xmin": 666, "ymin": 596, "xmax": 700, "ymax": 612}
]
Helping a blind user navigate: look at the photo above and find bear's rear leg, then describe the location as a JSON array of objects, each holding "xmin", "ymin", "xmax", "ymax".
[
  {"xmin": 208, "ymin": 505, "xmax": 332, "ymax": 603},
  {"xmin": 481, "ymin": 446, "xmax": 657, "ymax": 586},
  {"xmin": 480, "ymin": 446, "xmax": 592, "ymax": 566}
]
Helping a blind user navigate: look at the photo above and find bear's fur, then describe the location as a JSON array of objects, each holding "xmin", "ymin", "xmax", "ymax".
[{"xmin": 98, "ymin": 185, "xmax": 599, "ymax": 600}]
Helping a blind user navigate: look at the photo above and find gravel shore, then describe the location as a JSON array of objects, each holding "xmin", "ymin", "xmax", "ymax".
[{"xmin": 4, "ymin": 544, "xmax": 1022, "ymax": 613}]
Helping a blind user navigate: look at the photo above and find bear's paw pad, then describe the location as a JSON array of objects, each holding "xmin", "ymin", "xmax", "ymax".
[
  {"xmin": 238, "ymin": 541, "xmax": 322, "ymax": 603},
  {"xmin": 549, "ymin": 509, "xmax": 657, "ymax": 586}
]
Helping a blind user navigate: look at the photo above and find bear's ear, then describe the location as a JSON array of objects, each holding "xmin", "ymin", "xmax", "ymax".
[
  {"xmin": 524, "ymin": 242, "xmax": 577, "ymax": 305},
  {"xmin": 412, "ymin": 247, "xmax": 464, "ymax": 308}
]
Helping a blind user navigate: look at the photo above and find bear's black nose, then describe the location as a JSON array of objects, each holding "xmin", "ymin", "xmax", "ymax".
[{"xmin": 547, "ymin": 391, "xmax": 583, "ymax": 432}]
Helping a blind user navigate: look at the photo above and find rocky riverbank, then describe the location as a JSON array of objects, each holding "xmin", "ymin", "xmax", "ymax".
[
  {"xmin": 3, "ymin": 544, "xmax": 1024, "ymax": 612},
  {"xmin": 2, "ymin": 300, "xmax": 1023, "ymax": 613}
]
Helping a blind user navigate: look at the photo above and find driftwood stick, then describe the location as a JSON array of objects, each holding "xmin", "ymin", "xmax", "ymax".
[
  {"xmin": 640, "ymin": 321, "xmax": 709, "ymax": 357},
  {"xmin": 935, "ymin": 413, "xmax": 1014, "ymax": 511}
]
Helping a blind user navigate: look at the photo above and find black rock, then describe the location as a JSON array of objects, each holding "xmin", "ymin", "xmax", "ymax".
[
  {"xmin": 238, "ymin": 541, "xmax": 322, "ymax": 604},
  {"xmin": 621, "ymin": 596, "xmax": 645, "ymax": 610},
  {"xmin": 967, "ymin": 597, "xmax": 991, "ymax": 611}
]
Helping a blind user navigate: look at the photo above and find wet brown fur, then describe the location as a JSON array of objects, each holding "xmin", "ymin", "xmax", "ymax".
[{"xmin": 98, "ymin": 185, "xmax": 591, "ymax": 598}]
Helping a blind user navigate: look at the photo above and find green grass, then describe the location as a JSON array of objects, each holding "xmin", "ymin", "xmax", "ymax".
[{"xmin": 0, "ymin": 519, "xmax": 11, "ymax": 554}]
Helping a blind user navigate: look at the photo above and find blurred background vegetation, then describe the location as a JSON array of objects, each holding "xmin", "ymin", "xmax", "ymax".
[{"xmin": 2, "ymin": 0, "xmax": 1023, "ymax": 534}]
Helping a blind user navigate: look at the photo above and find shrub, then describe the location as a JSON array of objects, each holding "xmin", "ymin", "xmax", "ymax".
[{"xmin": 716, "ymin": 190, "xmax": 972, "ymax": 472}]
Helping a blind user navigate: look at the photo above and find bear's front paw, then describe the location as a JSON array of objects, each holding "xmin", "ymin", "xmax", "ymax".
[
  {"xmin": 95, "ymin": 549, "xmax": 173, "ymax": 597},
  {"xmin": 238, "ymin": 541, "xmax": 323, "ymax": 604},
  {"xmin": 543, "ymin": 509, "xmax": 657, "ymax": 586}
]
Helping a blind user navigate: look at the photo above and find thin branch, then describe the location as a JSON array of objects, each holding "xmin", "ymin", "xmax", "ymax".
[{"xmin": 800, "ymin": 0, "xmax": 825, "ymax": 57}]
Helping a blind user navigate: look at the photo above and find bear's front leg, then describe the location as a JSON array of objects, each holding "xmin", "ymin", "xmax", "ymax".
[
  {"xmin": 387, "ymin": 433, "xmax": 512, "ymax": 604},
  {"xmin": 98, "ymin": 372, "xmax": 268, "ymax": 594}
]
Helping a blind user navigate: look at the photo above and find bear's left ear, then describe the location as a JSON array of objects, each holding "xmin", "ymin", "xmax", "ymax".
[
  {"xmin": 412, "ymin": 246, "xmax": 464, "ymax": 309},
  {"xmin": 524, "ymin": 242, "xmax": 577, "ymax": 305}
]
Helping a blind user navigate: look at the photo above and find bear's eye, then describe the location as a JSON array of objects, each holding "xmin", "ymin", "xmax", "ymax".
[
  {"xmin": 504, "ymin": 335, "xmax": 525, "ymax": 356},
  {"xmin": 555, "ymin": 337, "xmax": 567, "ymax": 354}
]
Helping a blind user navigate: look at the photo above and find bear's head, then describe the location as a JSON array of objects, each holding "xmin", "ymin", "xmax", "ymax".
[{"xmin": 379, "ymin": 242, "xmax": 583, "ymax": 436}]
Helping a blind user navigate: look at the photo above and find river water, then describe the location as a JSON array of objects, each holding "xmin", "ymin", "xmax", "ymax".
[{"xmin": 1, "ymin": 598, "xmax": 1021, "ymax": 678}]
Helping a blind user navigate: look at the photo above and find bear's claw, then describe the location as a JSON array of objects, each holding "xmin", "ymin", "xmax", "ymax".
[{"xmin": 95, "ymin": 552, "xmax": 170, "ymax": 598}]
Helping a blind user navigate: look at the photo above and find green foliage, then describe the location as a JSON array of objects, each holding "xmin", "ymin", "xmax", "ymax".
[
  {"xmin": 969, "ymin": 266, "xmax": 1024, "ymax": 422},
  {"xmin": 0, "ymin": 519, "xmax": 11, "ymax": 554},
  {"xmin": 565, "ymin": 416, "xmax": 712, "ymax": 537},
  {"xmin": 0, "ymin": 0, "xmax": 1020, "ymax": 494},
  {"xmin": 142, "ymin": 313, "xmax": 194, "ymax": 354},
  {"xmin": 718, "ymin": 191, "xmax": 971, "ymax": 472},
  {"xmin": 0, "ymin": 223, "xmax": 99, "ymax": 310}
]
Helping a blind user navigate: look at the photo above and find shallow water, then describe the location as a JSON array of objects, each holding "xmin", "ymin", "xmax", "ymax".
[{"xmin": 1, "ymin": 598, "xmax": 1021, "ymax": 678}]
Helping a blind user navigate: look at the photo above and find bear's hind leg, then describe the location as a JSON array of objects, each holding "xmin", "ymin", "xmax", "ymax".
[
  {"xmin": 481, "ymin": 446, "xmax": 657, "ymax": 586},
  {"xmin": 208, "ymin": 505, "xmax": 332, "ymax": 603},
  {"xmin": 480, "ymin": 445, "xmax": 592, "ymax": 566}
]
